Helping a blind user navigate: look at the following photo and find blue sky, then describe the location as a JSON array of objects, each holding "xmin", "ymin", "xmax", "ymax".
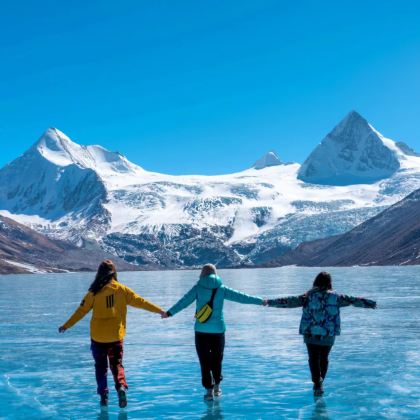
[{"xmin": 1, "ymin": 0, "xmax": 419, "ymax": 174}]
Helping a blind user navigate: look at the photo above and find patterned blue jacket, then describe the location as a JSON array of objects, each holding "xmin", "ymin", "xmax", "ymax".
[{"xmin": 268, "ymin": 288, "xmax": 376, "ymax": 337}]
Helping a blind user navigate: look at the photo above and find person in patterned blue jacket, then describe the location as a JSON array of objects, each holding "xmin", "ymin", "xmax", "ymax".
[
  {"xmin": 266, "ymin": 271, "xmax": 376, "ymax": 396},
  {"xmin": 162, "ymin": 263, "xmax": 264, "ymax": 401}
]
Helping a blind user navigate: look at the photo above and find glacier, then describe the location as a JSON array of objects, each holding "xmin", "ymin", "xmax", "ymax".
[{"xmin": 1, "ymin": 112, "xmax": 420, "ymax": 267}]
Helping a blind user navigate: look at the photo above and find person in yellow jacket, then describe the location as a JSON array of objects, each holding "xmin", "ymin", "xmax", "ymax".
[{"xmin": 58, "ymin": 259, "xmax": 164, "ymax": 408}]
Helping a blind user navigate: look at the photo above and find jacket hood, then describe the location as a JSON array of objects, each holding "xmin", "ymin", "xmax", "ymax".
[{"xmin": 197, "ymin": 274, "xmax": 222, "ymax": 289}]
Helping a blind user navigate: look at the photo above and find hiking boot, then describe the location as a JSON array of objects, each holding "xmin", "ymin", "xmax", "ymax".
[
  {"xmin": 313, "ymin": 380, "xmax": 324, "ymax": 397},
  {"xmin": 204, "ymin": 388, "xmax": 214, "ymax": 401},
  {"xmin": 100, "ymin": 394, "xmax": 108, "ymax": 407},
  {"xmin": 214, "ymin": 383, "xmax": 222, "ymax": 397},
  {"xmin": 118, "ymin": 386, "xmax": 128, "ymax": 408}
]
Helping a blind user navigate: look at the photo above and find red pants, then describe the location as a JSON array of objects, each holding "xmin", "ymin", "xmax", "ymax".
[{"xmin": 91, "ymin": 339, "xmax": 128, "ymax": 396}]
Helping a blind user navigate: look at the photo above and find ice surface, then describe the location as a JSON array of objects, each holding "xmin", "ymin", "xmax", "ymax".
[{"xmin": 0, "ymin": 267, "xmax": 419, "ymax": 419}]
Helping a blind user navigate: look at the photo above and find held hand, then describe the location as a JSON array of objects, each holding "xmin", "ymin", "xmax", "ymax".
[
  {"xmin": 58, "ymin": 325, "xmax": 67, "ymax": 333},
  {"xmin": 262, "ymin": 299, "xmax": 269, "ymax": 306},
  {"xmin": 366, "ymin": 299, "xmax": 377, "ymax": 309},
  {"xmin": 161, "ymin": 311, "xmax": 169, "ymax": 319}
]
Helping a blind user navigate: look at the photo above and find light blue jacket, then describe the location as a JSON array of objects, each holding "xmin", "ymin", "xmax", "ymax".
[{"xmin": 167, "ymin": 274, "xmax": 263, "ymax": 333}]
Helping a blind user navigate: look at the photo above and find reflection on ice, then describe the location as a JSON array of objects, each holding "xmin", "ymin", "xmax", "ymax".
[
  {"xmin": 311, "ymin": 398, "xmax": 330, "ymax": 420},
  {"xmin": 202, "ymin": 399, "xmax": 223, "ymax": 420},
  {"xmin": 0, "ymin": 266, "xmax": 419, "ymax": 419},
  {"xmin": 97, "ymin": 408, "xmax": 128, "ymax": 420}
]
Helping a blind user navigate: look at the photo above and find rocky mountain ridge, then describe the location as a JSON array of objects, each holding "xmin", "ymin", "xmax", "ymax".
[{"xmin": 0, "ymin": 215, "xmax": 137, "ymax": 274}]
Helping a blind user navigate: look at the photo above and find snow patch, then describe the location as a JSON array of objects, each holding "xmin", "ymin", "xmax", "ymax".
[{"xmin": 3, "ymin": 260, "xmax": 47, "ymax": 274}]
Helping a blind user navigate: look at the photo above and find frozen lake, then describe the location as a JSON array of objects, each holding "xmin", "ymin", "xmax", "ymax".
[{"xmin": 0, "ymin": 266, "xmax": 419, "ymax": 419}]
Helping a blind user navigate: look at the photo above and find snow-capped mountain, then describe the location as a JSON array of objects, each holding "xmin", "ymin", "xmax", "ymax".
[
  {"xmin": 1, "ymin": 112, "xmax": 420, "ymax": 268},
  {"xmin": 253, "ymin": 151, "xmax": 282, "ymax": 169},
  {"xmin": 36, "ymin": 128, "xmax": 142, "ymax": 175},
  {"xmin": 298, "ymin": 111, "xmax": 402, "ymax": 185},
  {"xmin": 0, "ymin": 129, "xmax": 113, "ymax": 243}
]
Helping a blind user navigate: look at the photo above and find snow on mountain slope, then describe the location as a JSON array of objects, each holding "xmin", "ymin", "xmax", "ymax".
[
  {"xmin": 272, "ymin": 187, "xmax": 420, "ymax": 267},
  {"xmin": 253, "ymin": 151, "xmax": 282, "ymax": 169},
  {"xmin": 1, "ymin": 112, "xmax": 420, "ymax": 267},
  {"xmin": 36, "ymin": 128, "xmax": 145, "ymax": 182},
  {"xmin": 0, "ymin": 129, "xmax": 112, "ymax": 242},
  {"xmin": 298, "ymin": 111, "xmax": 402, "ymax": 185}
]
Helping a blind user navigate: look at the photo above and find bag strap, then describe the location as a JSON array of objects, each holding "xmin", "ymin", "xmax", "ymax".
[{"xmin": 209, "ymin": 287, "xmax": 219, "ymax": 308}]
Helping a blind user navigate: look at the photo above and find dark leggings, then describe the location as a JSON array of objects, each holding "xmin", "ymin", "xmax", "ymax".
[
  {"xmin": 306, "ymin": 343, "xmax": 332, "ymax": 385},
  {"xmin": 195, "ymin": 332, "xmax": 225, "ymax": 389},
  {"xmin": 91, "ymin": 339, "xmax": 128, "ymax": 396}
]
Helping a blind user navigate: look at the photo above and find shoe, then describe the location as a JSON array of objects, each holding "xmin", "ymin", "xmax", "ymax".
[
  {"xmin": 118, "ymin": 386, "xmax": 128, "ymax": 408},
  {"xmin": 204, "ymin": 388, "xmax": 214, "ymax": 401},
  {"xmin": 100, "ymin": 394, "xmax": 108, "ymax": 407},
  {"xmin": 313, "ymin": 380, "xmax": 324, "ymax": 397},
  {"xmin": 214, "ymin": 383, "xmax": 222, "ymax": 397}
]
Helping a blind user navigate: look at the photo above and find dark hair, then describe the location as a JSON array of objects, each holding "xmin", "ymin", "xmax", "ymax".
[
  {"xmin": 200, "ymin": 263, "xmax": 217, "ymax": 278},
  {"xmin": 89, "ymin": 260, "xmax": 117, "ymax": 295},
  {"xmin": 313, "ymin": 271, "xmax": 332, "ymax": 290}
]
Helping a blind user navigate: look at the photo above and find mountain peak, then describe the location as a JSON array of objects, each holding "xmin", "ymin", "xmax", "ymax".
[
  {"xmin": 297, "ymin": 111, "xmax": 401, "ymax": 185},
  {"xmin": 31, "ymin": 128, "xmax": 143, "ymax": 176},
  {"xmin": 343, "ymin": 110, "xmax": 365, "ymax": 122},
  {"xmin": 37, "ymin": 127, "xmax": 76, "ymax": 148},
  {"xmin": 395, "ymin": 141, "xmax": 420, "ymax": 157},
  {"xmin": 253, "ymin": 151, "xmax": 282, "ymax": 170},
  {"xmin": 34, "ymin": 128, "xmax": 82, "ymax": 166},
  {"xmin": 330, "ymin": 110, "xmax": 372, "ymax": 138}
]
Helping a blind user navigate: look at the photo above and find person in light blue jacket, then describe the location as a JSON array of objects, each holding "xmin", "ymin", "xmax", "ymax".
[{"xmin": 162, "ymin": 263, "xmax": 263, "ymax": 401}]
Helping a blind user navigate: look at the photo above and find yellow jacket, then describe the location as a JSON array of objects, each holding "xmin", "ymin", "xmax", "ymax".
[{"xmin": 63, "ymin": 279, "xmax": 163, "ymax": 343}]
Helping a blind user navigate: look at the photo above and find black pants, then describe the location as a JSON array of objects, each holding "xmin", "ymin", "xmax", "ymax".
[
  {"xmin": 306, "ymin": 344, "xmax": 332, "ymax": 385},
  {"xmin": 195, "ymin": 332, "xmax": 225, "ymax": 389}
]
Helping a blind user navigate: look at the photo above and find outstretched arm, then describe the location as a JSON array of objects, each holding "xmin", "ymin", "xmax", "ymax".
[
  {"xmin": 338, "ymin": 294, "xmax": 377, "ymax": 308},
  {"xmin": 223, "ymin": 287, "xmax": 263, "ymax": 305},
  {"xmin": 266, "ymin": 294, "xmax": 306, "ymax": 308},
  {"xmin": 59, "ymin": 292, "xmax": 94, "ymax": 332},
  {"xmin": 125, "ymin": 286, "xmax": 164, "ymax": 314},
  {"xmin": 166, "ymin": 286, "xmax": 197, "ymax": 317}
]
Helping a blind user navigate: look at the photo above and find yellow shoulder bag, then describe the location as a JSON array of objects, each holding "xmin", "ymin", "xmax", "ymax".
[{"xmin": 195, "ymin": 287, "xmax": 219, "ymax": 323}]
